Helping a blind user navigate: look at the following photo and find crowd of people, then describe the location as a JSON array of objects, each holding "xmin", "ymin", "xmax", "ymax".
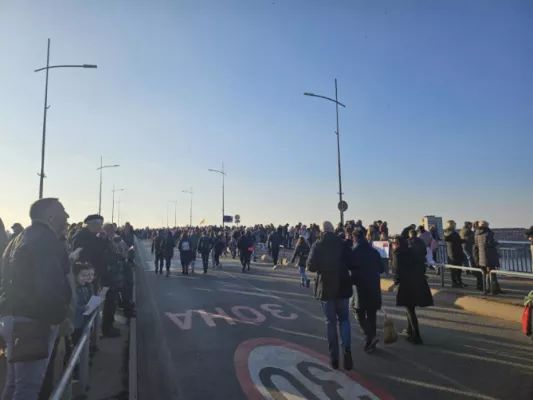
[
  {"xmin": 0, "ymin": 199, "xmax": 136, "ymax": 399},
  {"xmin": 1, "ymin": 206, "xmax": 532, "ymax": 397}
]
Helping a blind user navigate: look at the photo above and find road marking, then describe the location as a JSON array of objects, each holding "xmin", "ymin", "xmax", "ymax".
[
  {"xmin": 234, "ymin": 338, "xmax": 394, "ymax": 400},
  {"xmin": 231, "ymin": 306, "xmax": 267, "ymax": 324},
  {"xmin": 197, "ymin": 308, "xmax": 236, "ymax": 327},
  {"xmin": 165, "ymin": 311, "xmax": 193, "ymax": 330},
  {"xmin": 261, "ymin": 303, "xmax": 298, "ymax": 320},
  {"xmin": 165, "ymin": 303, "xmax": 299, "ymax": 331}
]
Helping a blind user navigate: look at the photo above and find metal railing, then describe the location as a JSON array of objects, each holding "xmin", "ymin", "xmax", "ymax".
[
  {"xmin": 435, "ymin": 241, "xmax": 532, "ymax": 273},
  {"xmin": 488, "ymin": 269, "xmax": 533, "ymax": 294},
  {"xmin": 436, "ymin": 264, "xmax": 487, "ymax": 293},
  {"xmin": 49, "ymin": 301, "xmax": 103, "ymax": 400}
]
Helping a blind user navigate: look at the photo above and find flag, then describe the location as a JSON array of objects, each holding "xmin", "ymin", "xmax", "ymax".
[{"xmin": 199, "ymin": 218, "xmax": 206, "ymax": 226}]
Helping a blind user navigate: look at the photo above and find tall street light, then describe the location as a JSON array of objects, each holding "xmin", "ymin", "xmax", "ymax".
[
  {"xmin": 117, "ymin": 197, "xmax": 125, "ymax": 226},
  {"xmin": 304, "ymin": 78, "xmax": 347, "ymax": 224},
  {"xmin": 111, "ymin": 185, "xmax": 124, "ymax": 224},
  {"xmin": 96, "ymin": 156, "xmax": 119, "ymax": 216},
  {"xmin": 35, "ymin": 38, "xmax": 97, "ymax": 199},
  {"xmin": 208, "ymin": 163, "xmax": 227, "ymax": 228},
  {"xmin": 169, "ymin": 200, "xmax": 178, "ymax": 228},
  {"xmin": 182, "ymin": 187, "xmax": 193, "ymax": 227}
]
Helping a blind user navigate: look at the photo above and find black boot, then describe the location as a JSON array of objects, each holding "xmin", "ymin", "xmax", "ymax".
[{"xmin": 343, "ymin": 349, "xmax": 353, "ymax": 371}]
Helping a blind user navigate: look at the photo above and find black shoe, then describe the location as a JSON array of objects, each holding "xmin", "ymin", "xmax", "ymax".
[
  {"xmin": 166, "ymin": 271, "xmax": 170, "ymax": 277},
  {"xmin": 365, "ymin": 338, "xmax": 379, "ymax": 353},
  {"xmin": 412, "ymin": 336, "xmax": 424, "ymax": 345},
  {"xmin": 306, "ymin": 279, "xmax": 310, "ymax": 288},
  {"xmin": 330, "ymin": 359, "xmax": 339, "ymax": 370},
  {"xmin": 343, "ymin": 350, "xmax": 353, "ymax": 371},
  {"xmin": 451, "ymin": 282, "xmax": 462, "ymax": 288},
  {"xmin": 102, "ymin": 327, "xmax": 121, "ymax": 338},
  {"xmin": 476, "ymin": 285, "xmax": 483, "ymax": 291},
  {"xmin": 460, "ymin": 282, "xmax": 468, "ymax": 288}
]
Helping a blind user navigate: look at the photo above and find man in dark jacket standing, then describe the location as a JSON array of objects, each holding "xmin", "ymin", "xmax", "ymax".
[
  {"xmin": 474, "ymin": 221, "xmax": 503, "ymax": 294},
  {"xmin": 307, "ymin": 221, "xmax": 353, "ymax": 371},
  {"xmin": 1, "ymin": 198, "xmax": 71, "ymax": 399},
  {"xmin": 73, "ymin": 215, "xmax": 122, "ymax": 337},
  {"xmin": 350, "ymin": 229, "xmax": 383, "ymax": 353},
  {"xmin": 197, "ymin": 232, "xmax": 212, "ymax": 274},
  {"xmin": 151, "ymin": 230, "xmax": 165, "ymax": 273}
]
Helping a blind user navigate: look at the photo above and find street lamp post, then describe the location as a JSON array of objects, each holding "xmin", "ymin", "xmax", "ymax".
[
  {"xmin": 96, "ymin": 156, "xmax": 120, "ymax": 216},
  {"xmin": 117, "ymin": 197, "xmax": 125, "ymax": 226},
  {"xmin": 35, "ymin": 38, "xmax": 97, "ymax": 199},
  {"xmin": 169, "ymin": 201, "xmax": 178, "ymax": 228},
  {"xmin": 304, "ymin": 79, "xmax": 347, "ymax": 224},
  {"xmin": 182, "ymin": 187, "xmax": 193, "ymax": 227},
  {"xmin": 111, "ymin": 185, "xmax": 124, "ymax": 224},
  {"xmin": 208, "ymin": 163, "xmax": 226, "ymax": 228}
]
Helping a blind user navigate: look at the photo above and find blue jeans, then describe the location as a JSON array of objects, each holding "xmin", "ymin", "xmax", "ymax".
[
  {"xmin": 0, "ymin": 316, "xmax": 58, "ymax": 400},
  {"xmin": 299, "ymin": 266, "xmax": 308, "ymax": 284},
  {"xmin": 320, "ymin": 298, "xmax": 351, "ymax": 360}
]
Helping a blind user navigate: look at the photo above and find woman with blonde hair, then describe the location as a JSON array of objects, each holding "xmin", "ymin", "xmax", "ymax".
[{"xmin": 474, "ymin": 220, "xmax": 503, "ymax": 294}]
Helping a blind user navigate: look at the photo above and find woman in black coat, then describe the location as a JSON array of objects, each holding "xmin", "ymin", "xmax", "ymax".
[
  {"xmin": 443, "ymin": 220, "xmax": 467, "ymax": 288},
  {"xmin": 393, "ymin": 235, "xmax": 433, "ymax": 344},
  {"xmin": 178, "ymin": 231, "xmax": 194, "ymax": 275}
]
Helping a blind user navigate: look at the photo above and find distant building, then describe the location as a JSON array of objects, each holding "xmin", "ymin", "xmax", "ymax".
[{"xmin": 421, "ymin": 215, "xmax": 443, "ymax": 238}]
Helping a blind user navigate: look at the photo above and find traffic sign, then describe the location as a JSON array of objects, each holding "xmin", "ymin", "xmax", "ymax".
[
  {"xmin": 235, "ymin": 214, "xmax": 241, "ymax": 224},
  {"xmin": 338, "ymin": 200, "xmax": 348, "ymax": 212},
  {"xmin": 223, "ymin": 215, "xmax": 233, "ymax": 223},
  {"xmin": 234, "ymin": 338, "xmax": 393, "ymax": 400}
]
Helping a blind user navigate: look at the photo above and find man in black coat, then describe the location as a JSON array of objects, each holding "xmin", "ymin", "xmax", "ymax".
[
  {"xmin": 73, "ymin": 214, "xmax": 123, "ymax": 337},
  {"xmin": 267, "ymin": 227, "xmax": 283, "ymax": 269},
  {"xmin": 151, "ymin": 230, "xmax": 165, "ymax": 273},
  {"xmin": 237, "ymin": 230, "xmax": 254, "ymax": 272},
  {"xmin": 444, "ymin": 221, "xmax": 467, "ymax": 288},
  {"xmin": 349, "ymin": 229, "xmax": 383, "ymax": 352},
  {"xmin": 197, "ymin": 232, "xmax": 212, "ymax": 274},
  {"xmin": 307, "ymin": 221, "xmax": 353, "ymax": 371},
  {"xmin": 1, "ymin": 198, "xmax": 71, "ymax": 399}
]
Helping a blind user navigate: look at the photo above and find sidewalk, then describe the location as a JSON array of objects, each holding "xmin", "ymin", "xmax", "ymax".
[{"xmin": 380, "ymin": 270, "xmax": 532, "ymax": 323}]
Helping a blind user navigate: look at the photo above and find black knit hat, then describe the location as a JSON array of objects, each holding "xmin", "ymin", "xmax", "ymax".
[
  {"xmin": 526, "ymin": 226, "xmax": 533, "ymax": 238},
  {"xmin": 84, "ymin": 214, "xmax": 104, "ymax": 224}
]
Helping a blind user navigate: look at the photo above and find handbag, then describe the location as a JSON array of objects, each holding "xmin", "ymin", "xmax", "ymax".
[
  {"xmin": 9, "ymin": 320, "xmax": 51, "ymax": 363},
  {"xmin": 522, "ymin": 304, "xmax": 532, "ymax": 336},
  {"xmin": 382, "ymin": 310, "xmax": 398, "ymax": 344}
]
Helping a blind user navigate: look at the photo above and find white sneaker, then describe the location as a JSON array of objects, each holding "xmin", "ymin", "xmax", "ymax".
[{"xmin": 272, "ymin": 265, "xmax": 277, "ymax": 270}]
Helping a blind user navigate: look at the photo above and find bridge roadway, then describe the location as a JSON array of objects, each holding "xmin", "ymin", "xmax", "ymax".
[{"xmin": 135, "ymin": 240, "xmax": 533, "ymax": 400}]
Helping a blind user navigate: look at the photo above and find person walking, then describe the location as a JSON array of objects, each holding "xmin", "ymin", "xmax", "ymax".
[
  {"xmin": 307, "ymin": 221, "xmax": 353, "ymax": 371},
  {"xmin": 267, "ymin": 226, "xmax": 283, "ymax": 269},
  {"xmin": 197, "ymin": 232, "xmax": 212, "ymax": 274},
  {"xmin": 349, "ymin": 229, "xmax": 383, "ymax": 352},
  {"xmin": 474, "ymin": 221, "xmax": 503, "ymax": 294},
  {"xmin": 444, "ymin": 220, "xmax": 467, "ymax": 288},
  {"xmin": 0, "ymin": 198, "xmax": 72, "ymax": 400},
  {"xmin": 392, "ymin": 235, "xmax": 434, "ymax": 344},
  {"xmin": 212, "ymin": 233, "xmax": 225, "ymax": 269},
  {"xmin": 290, "ymin": 236, "xmax": 311, "ymax": 287},
  {"xmin": 237, "ymin": 230, "xmax": 254, "ymax": 273},
  {"xmin": 151, "ymin": 230, "xmax": 165, "ymax": 274},
  {"xmin": 178, "ymin": 231, "xmax": 194, "ymax": 274},
  {"xmin": 162, "ymin": 230, "xmax": 175, "ymax": 277}
]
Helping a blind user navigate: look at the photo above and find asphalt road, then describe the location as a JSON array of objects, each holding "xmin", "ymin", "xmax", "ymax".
[{"xmin": 135, "ymin": 240, "xmax": 533, "ymax": 400}]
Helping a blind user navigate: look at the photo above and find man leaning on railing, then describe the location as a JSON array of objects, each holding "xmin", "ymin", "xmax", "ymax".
[{"xmin": 0, "ymin": 198, "xmax": 72, "ymax": 400}]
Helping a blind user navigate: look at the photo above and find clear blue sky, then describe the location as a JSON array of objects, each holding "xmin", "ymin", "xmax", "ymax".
[{"xmin": 1, "ymin": 0, "xmax": 531, "ymax": 232}]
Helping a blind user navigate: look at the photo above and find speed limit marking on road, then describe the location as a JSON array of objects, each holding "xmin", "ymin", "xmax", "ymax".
[{"xmin": 234, "ymin": 338, "xmax": 394, "ymax": 400}]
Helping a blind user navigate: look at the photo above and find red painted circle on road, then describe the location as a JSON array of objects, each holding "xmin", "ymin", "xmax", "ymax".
[{"xmin": 234, "ymin": 337, "xmax": 395, "ymax": 399}]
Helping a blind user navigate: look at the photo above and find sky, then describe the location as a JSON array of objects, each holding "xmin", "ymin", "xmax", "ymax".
[{"xmin": 1, "ymin": 0, "xmax": 532, "ymax": 232}]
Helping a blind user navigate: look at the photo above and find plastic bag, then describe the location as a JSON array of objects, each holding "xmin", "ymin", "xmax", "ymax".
[{"xmin": 383, "ymin": 310, "xmax": 398, "ymax": 344}]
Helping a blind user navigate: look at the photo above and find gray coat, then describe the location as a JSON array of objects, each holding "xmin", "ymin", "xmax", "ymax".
[{"xmin": 474, "ymin": 228, "xmax": 500, "ymax": 268}]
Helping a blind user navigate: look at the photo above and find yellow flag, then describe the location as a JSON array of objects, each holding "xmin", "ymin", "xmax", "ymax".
[{"xmin": 199, "ymin": 218, "xmax": 206, "ymax": 226}]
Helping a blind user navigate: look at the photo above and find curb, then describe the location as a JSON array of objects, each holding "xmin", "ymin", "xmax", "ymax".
[{"xmin": 379, "ymin": 277, "xmax": 523, "ymax": 323}]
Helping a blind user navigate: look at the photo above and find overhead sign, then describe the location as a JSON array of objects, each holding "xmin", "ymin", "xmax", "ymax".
[
  {"xmin": 234, "ymin": 338, "xmax": 393, "ymax": 400},
  {"xmin": 338, "ymin": 200, "xmax": 348, "ymax": 212},
  {"xmin": 235, "ymin": 214, "xmax": 241, "ymax": 224},
  {"xmin": 223, "ymin": 215, "xmax": 233, "ymax": 223}
]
